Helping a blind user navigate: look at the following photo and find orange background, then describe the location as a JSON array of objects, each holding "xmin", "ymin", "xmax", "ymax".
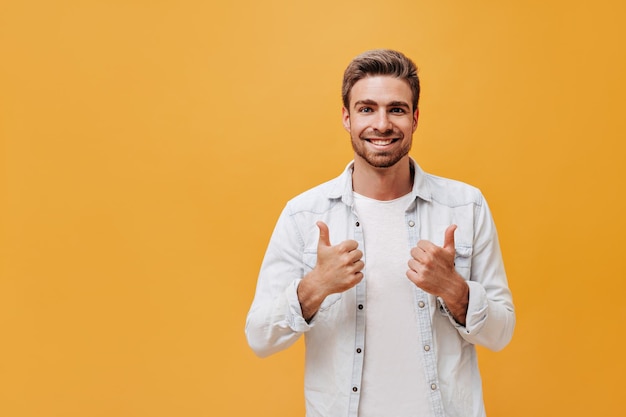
[{"xmin": 1, "ymin": 1, "xmax": 625, "ymax": 416}]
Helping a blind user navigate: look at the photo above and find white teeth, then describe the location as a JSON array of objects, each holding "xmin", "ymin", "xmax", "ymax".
[{"xmin": 369, "ymin": 139, "xmax": 393, "ymax": 145}]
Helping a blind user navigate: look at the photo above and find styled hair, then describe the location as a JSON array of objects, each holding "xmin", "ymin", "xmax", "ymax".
[{"xmin": 342, "ymin": 49, "xmax": 420, "ymax": 112}]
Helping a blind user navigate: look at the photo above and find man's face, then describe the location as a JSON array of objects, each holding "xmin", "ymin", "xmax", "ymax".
[{"xmin": 342, "ymin": 75, "xmax": 419, "ymax": 169}]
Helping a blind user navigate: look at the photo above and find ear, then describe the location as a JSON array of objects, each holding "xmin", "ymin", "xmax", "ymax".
[
  {"xmin": 342, "ymin": 107, "xmax": 351, "ymax": 132},
  {"xmin": 412, "ymin": 108, "xmax": 419, "ymax": 133}
]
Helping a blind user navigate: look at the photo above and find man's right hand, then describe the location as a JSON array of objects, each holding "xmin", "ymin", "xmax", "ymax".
[{"xmin": 297, "ymin": 221, "xmax": 364, "ymax": 321}]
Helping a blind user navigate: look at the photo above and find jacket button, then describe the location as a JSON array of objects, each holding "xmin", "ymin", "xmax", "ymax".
[
  {"xmin": 431, "ymin": 383, "xmax": 438, "ymax": 390},
  {"xmin": 418, "ymin": 301, "xmax": 425, "ymax": 308},
  {"xmin": 352, "ymin": 386, "xmax": 358, "ymax": 392},
  {"xmin": 358, "ymin": 304, "xmax": 364, "ymax": 310},
  {"xmin": 356, "ymin": 348, "xmax": 362, "ymax": 354},
  {"xmin": 408, "ymin": 220, "xmax": 415, "ymax": 227},
  {"xmin": 355, "ymin": 221, "xmax": 360, "ymax": 227}
]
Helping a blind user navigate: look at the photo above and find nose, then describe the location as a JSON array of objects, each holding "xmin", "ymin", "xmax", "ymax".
[{"xmin": 373, "ymin": 111, "xmax": 392, "ymax": 133}]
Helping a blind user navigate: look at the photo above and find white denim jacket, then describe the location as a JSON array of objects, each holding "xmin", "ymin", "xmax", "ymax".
[{"xmin": 246, "ymin": 159, "xmax": 515, "ymax": 417}]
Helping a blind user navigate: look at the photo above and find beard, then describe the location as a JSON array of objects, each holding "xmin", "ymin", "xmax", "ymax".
[{"xmin": 351, "ymin": 130, "xmax": 412, "ymax": 168}]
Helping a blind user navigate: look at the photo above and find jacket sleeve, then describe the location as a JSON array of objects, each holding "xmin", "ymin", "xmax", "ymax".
[
  {"xmin": 440, "ymin": 195, "xmax": 515, "ymax": 351},
  {"xmin": 245, "ymin": 205, "xmax": 313, "ymax": 358}
]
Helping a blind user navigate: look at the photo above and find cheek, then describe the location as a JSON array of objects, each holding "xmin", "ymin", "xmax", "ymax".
[
  {"xmin": 347, "ymin": 120, "xmax": 365, "ymax": 135},
  {"xmin": 401, "ymin": 120, "xmax": 416, "ymax": 135}
]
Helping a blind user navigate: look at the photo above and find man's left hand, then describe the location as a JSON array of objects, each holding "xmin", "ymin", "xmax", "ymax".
[{"xmin": 406, "ymin": 225, "xmax": 469, "ymax": 325}]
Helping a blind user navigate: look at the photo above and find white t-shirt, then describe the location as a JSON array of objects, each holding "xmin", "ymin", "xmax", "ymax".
[{"xmin": 354, "ymin": 192, "xmax": 432, "ymax": 417}]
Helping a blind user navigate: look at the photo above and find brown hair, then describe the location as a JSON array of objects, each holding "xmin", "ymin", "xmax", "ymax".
[{"xmin": 342, "ymin": 49, "xmax": 420, "ymax": 112}]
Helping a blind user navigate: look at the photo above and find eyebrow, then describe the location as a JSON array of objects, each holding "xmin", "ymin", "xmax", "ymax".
[
  {"xmin": 353, "ymin": 99, "xmax": 411, "ymax": 110},
  {"xmin": 388, "ymin": 101, "xmax": 411, "ymax": 109}
]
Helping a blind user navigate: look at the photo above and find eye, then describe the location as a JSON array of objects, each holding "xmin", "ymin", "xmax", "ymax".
[
  {"xmin": 358, "ymin": 107, "xmax": 373, "ymax": 113},
  {"xmin": 390, "ymin": 107, "xmax": 406, "ymax": 114}
]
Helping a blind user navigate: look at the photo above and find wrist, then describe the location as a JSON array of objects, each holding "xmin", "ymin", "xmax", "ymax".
[
  {"xmin": 297, "ymin": 271, "xmax": 326, "ymax": 322},
  {"xmin": 441, "ymin": 276, "xmax": 469, "ymax": 325}
]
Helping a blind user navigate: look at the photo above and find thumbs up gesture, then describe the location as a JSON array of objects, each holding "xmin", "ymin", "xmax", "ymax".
[
  {"xmin": 407, "ymin": 225, "xmax": 469, "ymax": 324},
  {"xmin": 297, "ymin": 221, "xmax": 364, "ymax": 321}
]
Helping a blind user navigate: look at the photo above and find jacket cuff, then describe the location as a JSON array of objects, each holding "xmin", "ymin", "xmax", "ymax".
[
  {"xmin": 285, "ymin": 279, "xmax": 313, "ymax": 332},
  {"xmin": 438, "ymin": 281, "xmax": 488, "ymax": 334}
]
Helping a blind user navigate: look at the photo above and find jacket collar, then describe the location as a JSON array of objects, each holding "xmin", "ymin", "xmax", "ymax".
[{"xmin": 328, "ymin": 158, "xmax": 433, "ymax": 206}]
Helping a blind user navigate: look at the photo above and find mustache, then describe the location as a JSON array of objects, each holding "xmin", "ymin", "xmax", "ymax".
[{"xmin": 359, "ymin": 130, "xmax": 403, "ymax": 139}]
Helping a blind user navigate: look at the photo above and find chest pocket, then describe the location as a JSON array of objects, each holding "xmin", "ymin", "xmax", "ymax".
[
  {"xmin": 454, "ymin": 245, "xmax": 473, "ymax": 280},
  {"xmin": 302, "ymin": 252, "xmax": 342, "ymax": 312}
]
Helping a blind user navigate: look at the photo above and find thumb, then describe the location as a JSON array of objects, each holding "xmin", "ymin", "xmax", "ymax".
[
  {"xmin": 317, "ymin": 221, "xmax": 331, "ymax": 247},
  {"xmin": 443, "ymin": 224, "xmax": 457, "ymax": 251}
]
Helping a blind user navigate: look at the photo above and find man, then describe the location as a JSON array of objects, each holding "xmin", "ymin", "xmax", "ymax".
[{"xmin": 245, "ymin": 49, "xmax": 515, "ymax": 417}]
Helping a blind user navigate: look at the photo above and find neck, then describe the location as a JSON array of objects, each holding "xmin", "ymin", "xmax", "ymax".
[{"xmin": 352, "ymin": 157, "xmax": 413, "ymax": 201}]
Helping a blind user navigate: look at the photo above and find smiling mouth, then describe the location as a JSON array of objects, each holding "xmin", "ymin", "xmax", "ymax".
[{"xmin": 365, "ymin": 138, "xmax": 399, "ymax": 146}]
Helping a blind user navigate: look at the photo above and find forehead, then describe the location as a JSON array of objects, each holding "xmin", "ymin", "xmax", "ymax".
[{"xmin": 349, "ymin": 75, "xmax": 412, "ymax": 107}]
